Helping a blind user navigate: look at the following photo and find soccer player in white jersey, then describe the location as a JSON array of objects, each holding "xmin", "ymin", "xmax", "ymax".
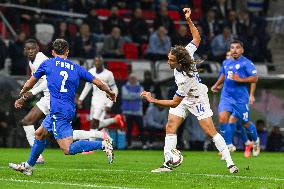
[
  {"xmin": 77, "ymin": 56, "xmax": 122, "ymax": 134},
  {"xmin": 141, "ymin": 8, "xmax": 238, "ymax": 173},
  {"xmin": 15, "ymin": 39, "xmax": 49, "ymax": 164}
]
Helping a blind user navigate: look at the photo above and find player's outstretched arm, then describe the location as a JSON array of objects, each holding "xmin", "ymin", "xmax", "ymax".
[
  {"xmin": 183, "ymin": 8, "xmax": 201, "ymax": 48},
  {"xmin": 140, "ymin": 91, "xmax": 183, "ymax": 108},
  {"xmin": 211, "ymin": 74, "xmax": 225, "ymax": 93},
  {"xmin": 92, "ymin": 78, "xmax": 116, "ymax": 102},
  {"xmin": 20, "ymin": 76, "xmax": 39, "ymax": 96}
]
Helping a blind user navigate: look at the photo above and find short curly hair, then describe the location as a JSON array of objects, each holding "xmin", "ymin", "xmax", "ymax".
[
  {"xmin": 170, "ymin": 45, "xmax": 203, "ymax": 77},
  {"xmin": 52, "ymin": 39, "xmax": 69, "ymax": 55}
]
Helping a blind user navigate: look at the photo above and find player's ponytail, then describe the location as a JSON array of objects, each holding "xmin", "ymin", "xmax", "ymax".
[
  {"xmin": 52, "ymin": 39, "xmax": 69, "ymax": 55},
  {"xmin": 170, "ymin": 45, "xmax": 203, "ymax": 77}
]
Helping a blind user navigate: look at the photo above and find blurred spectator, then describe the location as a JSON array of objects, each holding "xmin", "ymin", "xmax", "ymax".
[
  {"xmin": 224, "ymin": 10, "xmax": 245, "ymax": 38},
  {"xmin": 146, "ymin": 26, "xmax": 171, "ymax": 62},
  {"xmin": 85, "ymin": 7, "xmax": 104, "ymax": 35},
  {"xmin": 200, "ymin": 9, "xmax": 221, "ymax": 40},
  {"xmin": 129, "ymin": 8, "xmax": 149, "ymax": 44},
  {"xmin": 214, "ymin": 0, "xmax": 230, "ymax": 20},
  {"xmin": 53, "ymin": 21, "xmax": 72, "ymax": 44},
  {"xmin": 0, "ymin": 38, "xmax": 8, "ymax": 71},
  {"xmin": 73, "ymin": 23, "xmax": 97, "ymax": 58},
  {"xmin": 144, "ymin": 104, "xmax": 167, "ymax": 149},
  {"xmin": 202, "ymin": 0, "xmax": 218, "ymax": 14},
  {"xmin": 141, "ymin": 70, "xmax": 162, "ymax": 113},
  {"xmin": 171, "ymin": 25, "xmax": 191, "ymax": 46},
  {"xmin": 0, "ymin": 111, "xmax": 9, "ymax": 147},
  {"xmin": 35, "ymin": 23, "xmax": 55, "ymax": 56},
  {"xmin": 255, "ymin": 119, "xmax": 268, "ymax": 150},
  {"xmin": 195, "ymin": 25, "xmax": 211, "ymax": 60},
  {"xmin": 71, "ymin": 0, "xmax": 94, "ymax": 13},
  {"xmin": 210, "ymin": 26, "xmax": 233, "ymax": 62},
  {"xmin": 104, "ymin": 6, "xmax": 127, "ymax": 35},
  {"xmin": 140, "ymin": 0, "xmax": 154, "ymax": 10},
  {"xmin": 121, "ymin": 74, "xmax": 146, "ymax": 149},
  {"xmin": 267, "ymin": 126, "xmax": 283, "ymax": 152},
  {"xmin": 102, "ymin": 27, "xmax": 125, "ymax": 58},
  {"xmin": 153, "ymin": 6, "xmax": 176, "ymax": 39},
  {"xmin": 8, "ymin": 32, "xmax": 28, "ymax": 75}
]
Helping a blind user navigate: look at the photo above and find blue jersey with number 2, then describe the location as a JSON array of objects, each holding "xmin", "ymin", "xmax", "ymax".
[{"xmin": 33, "ymin": 56, "xmax": 95, "ymax": 118}]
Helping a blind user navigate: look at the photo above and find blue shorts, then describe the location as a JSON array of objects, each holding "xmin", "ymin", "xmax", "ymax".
[
  {"xmin": 218, "ymin": 99, "xmax": 250, "ymax": 123},
  {"xmin": 42, "ymin": 113, "xmax": 73, "ymax": 140}
]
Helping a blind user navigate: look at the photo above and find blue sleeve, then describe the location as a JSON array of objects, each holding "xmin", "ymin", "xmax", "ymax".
[
  {"xmin": 245, "ymin": 61, "xmax": 257, "ymax": 76},
  {"xmin": 218, "ymin": 61, "xmax": 226, "ymax": 78},
  {"xmin": 78, "ymin": 65, "xmax": 95, "ymax": 82},
  {"xmin": 33, "ymin": 60, "xmax": 47, "ymax": 79}
]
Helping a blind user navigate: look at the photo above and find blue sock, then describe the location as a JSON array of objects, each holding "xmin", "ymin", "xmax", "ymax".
[
  {"xmin": 27, "ymin": 138, "xmax": 46, "ymax": 166},
  {"xmin": 69, "ymin": 140, "xmax": 103, "ymax": 155},
  {"xmin": 246, "ymin": 122, "xmax": 258, "ymax": 142},
  {"xmin": 227, "ymin": 123, "xmax": 236, "ymax": 145},
  {"xmin": 239, "ymin": 125, "xmax": 249, "ymax": 144},
  {"xmin": 220, "ymin": 123, "xmax": 232, "ymax": 145}
]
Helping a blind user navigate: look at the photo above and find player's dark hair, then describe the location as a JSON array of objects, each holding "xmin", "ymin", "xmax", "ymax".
[
  {"xmin": 231, "ymin": 40, "xmax": 244, "ymax": 47},
  {"xmin": 52, "ymin": 39, "xmax": 69, "ymax": 55},
  {"xmin": 170, "ymin": 45, "xmax": 203, "ymax": 77},
  {"xmin": 24, "ymin": 39, "xmax": 38, "ymax": 46}
]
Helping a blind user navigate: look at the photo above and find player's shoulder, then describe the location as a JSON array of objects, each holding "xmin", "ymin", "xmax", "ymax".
[
  {"xmin": 240, "ymin": 56, "xmax": 255, "ymax": 66},
  {"xmin": 222, "ymin": 59, "xmax": 231, "ymax": 66}
]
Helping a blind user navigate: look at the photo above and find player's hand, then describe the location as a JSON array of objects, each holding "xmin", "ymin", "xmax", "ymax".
[
  {"xmin": 249, "ymin": 95, "xmax": 255, "ymax": 105},
  {"xmin": 14, "ymin": 98, "xmax": 25, "ymax": 109},
  {"xmin": 107, "ymin": 91, "xmax": 116, "ymax": 102},
  {"xmin": 230, "ymin": 74, "xmax": 243, "ymax": 82},
  {"xmin": 211, "ymin": 85, "xmax": 220, "ymax": 93},
  {"xmin": 183, "ymin": 8, "xmax": 191, "ymax": 20},
  {"xmin": 140, "ymin": 91, "xmax": 154, "ymax": 103},
  {"xmin": 22, "ymin": 92, "xmax": 33, "ymax": 100}
]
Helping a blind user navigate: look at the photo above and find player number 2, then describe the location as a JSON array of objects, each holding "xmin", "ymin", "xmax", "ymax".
[{"xmin": 60, "ymin": 71, "xmax": 68, "ymax": 92}]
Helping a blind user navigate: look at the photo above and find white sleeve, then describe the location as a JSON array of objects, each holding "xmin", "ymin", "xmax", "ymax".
[
  {"xmin": 30, "ymin": 79, "xmax": 48, "ymax": 95},
  {"xmin": 78, "ymin": 82, "xmax": 92, "ymax": 101},
  {"xmin": 185, "ymin": 42, "xmax": 197, "ymax": 58},
  {"xmin": 175, "ymin": 84, "xmax": 188, "ymax": 97}
]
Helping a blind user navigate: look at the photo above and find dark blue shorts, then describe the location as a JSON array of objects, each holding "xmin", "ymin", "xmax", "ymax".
[{"xmin": 42, "ymin": 113, "xmax": 73, "ymax": 140}]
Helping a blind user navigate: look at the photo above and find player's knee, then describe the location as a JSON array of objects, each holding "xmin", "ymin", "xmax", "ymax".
[
  {"xmin": 166, "ymin": 122, "xmax": 177, "ymax": 134},
  {"xmin": 63, "ymin": 149, "xmax": 70, "ymax": 155}
]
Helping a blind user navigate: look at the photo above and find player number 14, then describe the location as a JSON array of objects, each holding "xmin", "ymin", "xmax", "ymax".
[{"xmin": 60, "ymin": 71, "xmax": 68, "ymax": 92}]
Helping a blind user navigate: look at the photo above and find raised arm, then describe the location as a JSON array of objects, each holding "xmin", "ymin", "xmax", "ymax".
[{"xmin": 183, "ymin": 8, "xmax": 201, "ymax": 48}]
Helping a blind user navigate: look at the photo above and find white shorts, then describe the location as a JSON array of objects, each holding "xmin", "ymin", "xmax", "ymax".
[
  {"xmin": 36, "ymin": 95, "xmax": 50, "ymax": 115},
  {"xmin": 169, "ymin": 93, "xmax": 213, "ymax": 120},
  {"xmin": 90, "ymin": 104, "xmax": 106, "ymax": 121}
]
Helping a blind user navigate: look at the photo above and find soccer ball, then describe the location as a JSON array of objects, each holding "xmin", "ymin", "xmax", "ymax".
[{"xmin": 165, "ymin": 149, "xmax": 183, "ymax": 168}]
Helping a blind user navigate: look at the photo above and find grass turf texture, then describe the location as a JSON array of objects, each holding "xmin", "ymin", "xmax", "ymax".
[{"xmin": 0, "ymin": 148, "xmax": 283, "ymax": 189}]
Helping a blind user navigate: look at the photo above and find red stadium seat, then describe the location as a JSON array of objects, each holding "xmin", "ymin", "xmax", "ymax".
[
  {"xmin": 77, "ymin": 109, "xmax": 91, "ymax": 131},
  {"xmin": 123, "ymin": 43, "xmax": 138, "ymax": 59},
  {"xmin": 68, "ymin": 24, "xmax": 77, "ymax": 38},
  {"xmin": 118, "ymin": 9, "xmax": 131, "ymax": 17},
  {"xmin": 96, "ymin": 9, "xmax": 111, "ymax": 17},
  {"xmin": 168, "ymin": 10, "xmax": 180, "ymax": 21},
  {"xmin": 142, "ymin": 10, "xmax": 156, "ymax": 20},
  {"xmin": 140, "ymin": 43, "xmax": 148, "ymax": 59},
  {"xmin": 107, "ymin": 61, "xmax": 129, "ymax": 80}
]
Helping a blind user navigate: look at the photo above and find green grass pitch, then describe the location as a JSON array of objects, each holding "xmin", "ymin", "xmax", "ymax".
[{"xmin": 0, "ymin": 148, "xmax": 283, "ymax": 189}]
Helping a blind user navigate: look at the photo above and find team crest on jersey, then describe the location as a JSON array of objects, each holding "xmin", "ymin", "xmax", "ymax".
[{"xmin": 235, "ymin": 64, "xmax": 240, "ymax": 70}]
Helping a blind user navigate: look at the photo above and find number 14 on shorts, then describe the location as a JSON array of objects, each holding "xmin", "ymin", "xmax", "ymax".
[{"xmin": 196, "ymin": 103, "xmax": 205, "ymax": 114}]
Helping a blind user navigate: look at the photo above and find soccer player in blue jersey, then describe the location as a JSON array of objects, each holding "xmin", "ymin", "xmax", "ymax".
[
  {"xmin": 9, "ymin": 39, "xmax": 116, "ymax": 176},
  {"xmin": 211, "ymin": 40, "xmax": 260, "ymax": 157}
]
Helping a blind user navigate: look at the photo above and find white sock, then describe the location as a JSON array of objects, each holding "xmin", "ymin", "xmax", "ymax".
[
  {"xmin": 23, "ymin": 125, "xmax": 35, "ymax": 147},
  {"xmin": 164, "ymin": 134, "xmax": 177, "ymax": 162},
  {"xmin": 213, "ymin": 133, "xmax": 234, "ymax": 167},
  {"xmin": 99, "ymin": 118, "xmax": 116, "ymax": 129},
  {"xmin": 73, "ymin": 130, "xmax": 104, "ymax": 140}
]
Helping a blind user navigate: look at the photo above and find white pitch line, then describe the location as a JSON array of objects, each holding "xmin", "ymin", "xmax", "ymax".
[
  {"xmin": 1, "ymin": 166, "xmax": 284, "ymax": 182},
  {"xmin": 0, "ymin": 178, "xmax": 148, "ymax": 189}
]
